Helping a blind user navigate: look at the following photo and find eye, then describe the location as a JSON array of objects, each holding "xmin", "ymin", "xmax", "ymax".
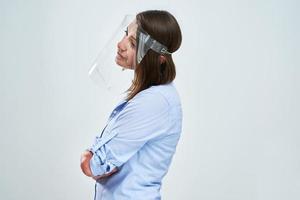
[
  {"xmin": 130, "ymin": 42, "xmax": 135, "ymax": 48},
  {"xmin": 129, "ymin": 37, "xmax": 136, "ymax": 48},
  {"xmin": 124, "ymin": 29, "xmax": 128, "ymax": 36}
]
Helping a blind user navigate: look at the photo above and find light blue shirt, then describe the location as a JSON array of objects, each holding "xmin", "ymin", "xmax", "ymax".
[{"xmin": 88, "ymin": 82, "xmax": 182, "ymax": 200}]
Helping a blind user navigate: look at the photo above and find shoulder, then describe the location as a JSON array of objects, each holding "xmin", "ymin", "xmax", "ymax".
[
  {"xmin": 146, "ymin": 82, "xmax": 181, "ymax": 106},
  {"xmin": 123, "ymin": 82, "xmax": 181, "ymax": 115},
  {"xmin": 127, "ymin": 87, "xmax": 169, "ymax": 113},
  {"xmin": 115, "ymin": 85, "xmax": 171, "ymax": 128}
]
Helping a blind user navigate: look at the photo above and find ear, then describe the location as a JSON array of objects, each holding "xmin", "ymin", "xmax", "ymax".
[{"xmin": 159, "ymin": 55, "xmax": 166, "ymax": 64}]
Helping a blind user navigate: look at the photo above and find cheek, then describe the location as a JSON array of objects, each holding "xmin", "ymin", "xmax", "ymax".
[
  {"xmin": 126, "ymin": 50, "xmax": 136, "ymax": 64},
  {"xmin": 115, "ymin": 51, "xmax": 135, "ymax": 68}
]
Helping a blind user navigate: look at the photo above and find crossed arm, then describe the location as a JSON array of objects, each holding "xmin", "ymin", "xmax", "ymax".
[{"xmin": 80, "ymin": 150, "xmax": 118, "ymax": 180}]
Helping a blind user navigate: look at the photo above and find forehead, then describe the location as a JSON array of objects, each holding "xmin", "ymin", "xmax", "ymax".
[{"xmin": 127, "ymin": 19, "xmax": 138, "ymax": 34}]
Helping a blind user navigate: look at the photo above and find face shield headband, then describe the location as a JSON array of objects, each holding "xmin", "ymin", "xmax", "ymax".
[{"xmin": 136, "ymin": 27, "xmax": 171, "ymax": 64}]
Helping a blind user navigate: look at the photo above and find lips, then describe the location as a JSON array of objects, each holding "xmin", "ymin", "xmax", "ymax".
[{"xmin": 117, "ymin": 51, "xmax": 126, "ymax": 59}]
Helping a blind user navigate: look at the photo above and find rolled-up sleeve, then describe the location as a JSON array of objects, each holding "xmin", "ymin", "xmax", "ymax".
[{"xmin": 88, "ymin": 91, "xmax": 170, "ymax": 177}]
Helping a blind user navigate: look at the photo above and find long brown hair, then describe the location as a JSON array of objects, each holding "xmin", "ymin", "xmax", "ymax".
[{"xmin": 125, "ymin": 10, "xmax": 182, "ymax": 101}]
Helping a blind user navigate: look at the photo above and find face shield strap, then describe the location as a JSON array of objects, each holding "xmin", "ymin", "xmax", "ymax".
[{"xmin": 136, "ymin": 28, "xmax": 171, "ymax": 64}]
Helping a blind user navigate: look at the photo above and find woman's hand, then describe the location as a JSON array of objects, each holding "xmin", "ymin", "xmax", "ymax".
[
  {"xmin": 91, "ymin": 167, "xmax": 119, "ymax": 181},
  {"xmin": 80, "ymin": 150, "xmax": 93, "ymax": 177}
]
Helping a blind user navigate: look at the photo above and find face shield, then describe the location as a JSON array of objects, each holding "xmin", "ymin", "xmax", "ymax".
[
  {"xmin": 88, "ymin": 15, "xmax": 136, "ymax": 97},
  {"xmin": 88, "ymin": 14, "xmax": 172, "ymax": 97}
]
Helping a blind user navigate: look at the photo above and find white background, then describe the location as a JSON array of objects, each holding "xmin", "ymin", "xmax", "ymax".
[{"xmin": 0, "ymin": 0, "xmax": 299, "ymax": 199}]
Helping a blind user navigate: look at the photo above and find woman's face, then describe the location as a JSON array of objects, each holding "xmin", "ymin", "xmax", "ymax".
[{"xmin": 115, "ymin": 20, "xmax": 138, "ymax": 70}]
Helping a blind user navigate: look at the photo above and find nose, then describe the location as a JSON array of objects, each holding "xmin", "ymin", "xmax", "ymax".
[{"xmin": 117, "ymin": 38, "xmax": 126, "ymax": 52}]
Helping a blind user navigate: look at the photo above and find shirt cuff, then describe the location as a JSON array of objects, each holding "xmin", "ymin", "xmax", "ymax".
[{"xmin": 89, "ymin": 151, "xmax": 117, "ymax": 177}]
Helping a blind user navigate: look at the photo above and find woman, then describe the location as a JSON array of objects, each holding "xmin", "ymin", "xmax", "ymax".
[{"xmin": 80, "ymin": 10, "xmax": 182, "ymax": 199}]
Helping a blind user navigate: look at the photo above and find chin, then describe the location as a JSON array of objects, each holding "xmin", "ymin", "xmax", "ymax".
[
  {"xmin": 115, "ymin": 60, "xmax": 132, "ymax": 69},
  {"xmin": 115, "ymin": 59, "xmax": 125, "ymax": 67}
]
